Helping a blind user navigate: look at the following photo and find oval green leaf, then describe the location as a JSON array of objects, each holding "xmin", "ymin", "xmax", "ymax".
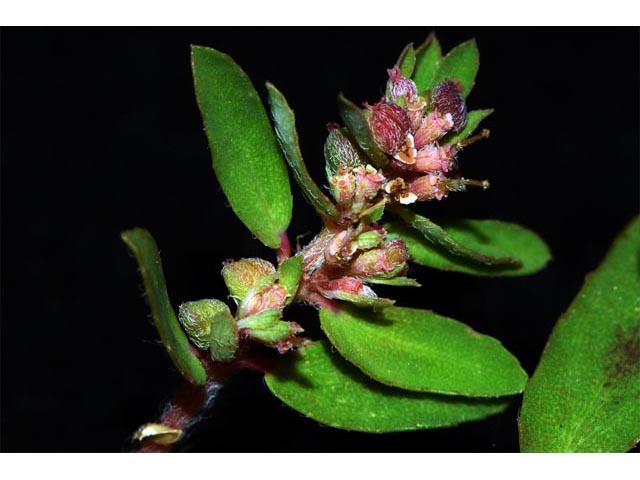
[
  {"xmin": 191, "ymin": 45, "xmax": 292, "ymax": 249},
  {"xmin": 413, "ymin": 34, "xmax": 442, "ymax": 94},
  {"xmin": 121, "ymin": 228, "xmax": 207, "ymax": 386},
  {"xmin": 320, "ymin": 306, "xmax": 528, "ymax": 397},
  {"xmin": 519, "ymin": 216, "xmax": 640, "ymax": 452},
  {"xmin": 266, "ymin": 83, "xmax": 338, "ymax": 219},
  {"xmin": 265, "ymin": 340, "xmax": 513, "ymax": 433},
  {"xmin": 386, "ymin": 216, "xmax": 551, "ymax": 277},
  {"xmin": 431, "ymin": 39, "xmax": 479, "ymax": 98}
]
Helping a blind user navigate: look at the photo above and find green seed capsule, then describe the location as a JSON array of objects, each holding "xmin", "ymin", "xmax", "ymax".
[{"xmin": 178, "ymin": 299, "xmax": 231, "ymax": 349}]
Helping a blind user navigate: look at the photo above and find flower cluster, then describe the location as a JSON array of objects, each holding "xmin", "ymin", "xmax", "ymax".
[{"xmin": 365, "ymin": 66, "xmax": 486, "ymax": 205}]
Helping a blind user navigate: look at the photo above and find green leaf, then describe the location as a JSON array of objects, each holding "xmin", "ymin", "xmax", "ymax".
[
  {"xmin": 519, "ymin": 216, "xmax": 640, "ymax": 453},
  {"xmin": 362, "ymin": 276, "xmax": 421, "ymax": 287},
  {"xmin": 121, "ymin": 228, "xmax": 207, "ymax": 386},
  {"xmin": 431, "ymin": 39, "xmax": 479, "ymax": 98},
  {"xmin": 266, "ymin": 83, "xmax": 338, "ymax": 219},
  {"xmin": 413, "ymin": 34, "xmax": 442, "ymax": 94},
  {"xmin": 191, "ymin": 45, "xmax": 292, "ymax": 249},
  {"xmin": 320, "ymin": 306, "xmax": 527, "ymax": 397},
  {"xmin": 389, "ymin": 207, "xmax": 538, "ymax": 269},
  {"xmin": 442, "ymin": 109, "xmax": 493, "ymax": 146},
  {"xmin": 326, "ymin": 291, "xmax": 395, "ymax": 309},
  {"xmin": 386, "ymin": 212, "xmax": 550, "ymax": 276},
  {"xmin": 277, "ymin": 254, "xmax": 303, "ymax": 303},
  {"xmin": 265, "ymin": 340, "xmax": 513, "ymax": 432},
  {"xmin": 337, "ymin": 93, "xmax": 388, "ymax": 167},
  {"xmin": 209, "ymin": 311, "xmax": 239, "ymax": 363},
  {"xmin": 395, "ymin": 43, "xmax": 416, "ymax": 77}
]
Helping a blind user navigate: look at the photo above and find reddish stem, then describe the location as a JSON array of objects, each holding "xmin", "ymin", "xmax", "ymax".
[{"xmin": 277, "ymin": 231, "xmax": 292, "ymax": 265}]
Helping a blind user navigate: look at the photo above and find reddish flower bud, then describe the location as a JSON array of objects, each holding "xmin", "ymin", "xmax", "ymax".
[
  {"xmin": 346, "ymin": 239, "xmax": 408, "ymax": 280},
  {"xmin": 239, "ymin": 281, "xmax": 289, "ymax": 318},
  {"xmin": 321, "ymin": 276, "xmax": 377, "ymax": 299},
  {"xmin": 222, "ymin": 258, "xmax": 276, "ymax": 302},
  {"xmin": 386, "ymin": 67, "xmax": 418, "ymax": 105},
  {"xmin": 432, "ymin": 80, "xmax": 467, "ymax": 132},
  {"xmin": 366, "ymin": 101, "xmax": 411, "ymax": 155},
  {"xmin": 414, "ymin": 144, "xmax": 455, "ymax": 173},
  {"xmin": 406, "ymin": 174, "xmax": 449, "ymax": 201},
  {"xmin": 413, "ymin": 111, "xmax": 454, "ymax": 148}
]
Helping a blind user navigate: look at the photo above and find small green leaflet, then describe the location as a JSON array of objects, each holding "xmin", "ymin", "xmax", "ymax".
[
  {"xmin": 265, "ymin": 340, "xmax": 514, "ymax": 433},
  {"xmin": 395, "ymin": 43, "xmax": 416, "ymax": 77},
  {"xmin": 192, "ymin": 46, "xmax": 292, "ymax": 249},
  {"xmin": 320, "ymin": 306, "xmax": 528, "ymax": 397},
  {"xmin": 519, "ymin": 216, "xmax": 640, "ymax": 452},
  {"xmin": 412, "ymin": 34, "xmax": 442, "ymax": 94}
]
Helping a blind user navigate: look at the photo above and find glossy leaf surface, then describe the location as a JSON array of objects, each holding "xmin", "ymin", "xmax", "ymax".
[
  {"xmin": 320, "ymin": 306, "xmax": 528, "ymax": 397},
  {"xmin": 519, "ymin": 216, "xmax": 640, "ymax": 452},
  {"xmin": 121, "ymin": 228, "xmax": 207, "ymax": 385},
  {"xmin": 192, "ymin": 46, "xmax": 292, "ymax": 248},
  {"xmin": 265, "ymin": 340, "xmax": 513, "ymax": 433}
]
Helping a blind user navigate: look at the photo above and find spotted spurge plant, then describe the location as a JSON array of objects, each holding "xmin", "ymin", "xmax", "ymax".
[{"xmin": 121, "ymin": 34, "xmax": 639, "ymax": 453}]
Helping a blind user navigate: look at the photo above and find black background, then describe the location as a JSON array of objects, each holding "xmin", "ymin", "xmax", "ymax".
[{"xmin": 2, "ymin": 28, "xmax": 638, "ymax": 452}]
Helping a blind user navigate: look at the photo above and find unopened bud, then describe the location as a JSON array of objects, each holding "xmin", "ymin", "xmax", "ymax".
[
  {"xmin": 432, "ymin": 80, "xmax": 467, "ymax": 132},
  {"xmin": 414, "ymin": 111, "xmax": 454, "ymax": 148},
  {"xmin": 346, "ymin": 239, "xmax": 408, "ymax": 280},
  {"xmin": 320, "ymin": 276, "xmax": 395, "ymax": 308},
  {"xmin": 414, "ymin": 144, "xmax": 455, "ymax": 173},
  {"xmin": 222, "ymin": 258, "xmax": 275, "ymax": 302},
  {"xmin": 386, "ymin": 67, "xmax": 418, "ymax": 106},
  {"xmin": 406, "ymin": 174, "xmax": 449, "ymax": 201},
  {"xmin": 366, "ymin": 101, "xmax": 411, "ymax": 155},
  {"xmin": 178, "ymin": 299, "xmax": 231, "ymax": 350},
  {"xmin": 324, "ymin": 128, "xmax": 365, "ymax": 176}
]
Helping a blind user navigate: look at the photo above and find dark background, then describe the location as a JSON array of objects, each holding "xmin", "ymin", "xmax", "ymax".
[{"xmin": 2, "ymin": 28, "xmax": 638, "ymax": 452}]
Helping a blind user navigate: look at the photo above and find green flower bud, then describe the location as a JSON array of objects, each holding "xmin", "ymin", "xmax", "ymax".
[
  {"xmin": 209, "ymin": 310, "xmax": 239, "ymax": 363},
  {"xmin": 324, "ymin": 127, "xmax": 365, "ymax": 177},
  {"xmin": 222, "ymin": 258, "xmax": 275, "ymax": 302},
  {"xmin": 178, "ymin": 299, "xmax": 231, "ymax": 349}
]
